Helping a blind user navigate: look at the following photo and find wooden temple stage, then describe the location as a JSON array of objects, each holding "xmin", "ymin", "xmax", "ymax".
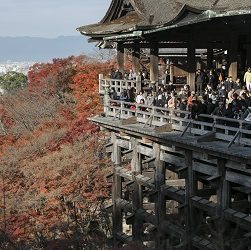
[
  {"xmin": 77, "ymin": 0, "xmax": 251, "ymax": 248},
  {"xmin": 90, "ymin": 100, "xmax": 251, "ymax": 249}
]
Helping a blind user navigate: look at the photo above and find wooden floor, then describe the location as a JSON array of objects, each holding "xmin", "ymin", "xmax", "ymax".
[{"xmin": 91, "ymin": 114, "xmax": 251, "ymax": 250}]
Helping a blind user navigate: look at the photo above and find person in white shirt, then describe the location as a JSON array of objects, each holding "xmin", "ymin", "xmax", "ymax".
[
  {"xmin": 244, "ymin": 67, "xmax": 251, "ymax": 91},
  {"xmin": 136, "ymin": 91, "xmax": 144, "ymax": 103}
]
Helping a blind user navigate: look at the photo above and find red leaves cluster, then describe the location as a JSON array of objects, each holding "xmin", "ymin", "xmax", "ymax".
[{"xmin": 0, "ymin": 55, "xmax": 112, "ymax": 246}]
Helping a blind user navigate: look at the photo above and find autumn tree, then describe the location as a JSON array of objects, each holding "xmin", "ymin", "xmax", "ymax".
[{"xmin": 0, "ymin": 55, "xmax": 113, "ymax": 249}]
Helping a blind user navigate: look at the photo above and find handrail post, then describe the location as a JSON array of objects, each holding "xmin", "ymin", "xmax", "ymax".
[
  {"xmin": 99, "ymin": 74, "xmax": 103, "ymax": 94},
  {"xmin": 103, "ymin": 87, "xmax": 110, "ymax": 115},
  {"xmin": 136, "ymin": 76, "xmax": 141, "ymax": 93}
]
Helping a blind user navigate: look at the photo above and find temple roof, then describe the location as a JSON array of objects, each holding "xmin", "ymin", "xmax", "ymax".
[{"xmin": 77, "ymin": 0, "xmax": 251, "ymax": 38}]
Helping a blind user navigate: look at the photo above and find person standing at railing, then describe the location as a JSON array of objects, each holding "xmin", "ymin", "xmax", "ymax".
[
  {"xmin": 234, "ymin": 78, "xmax": 242, "ymax": 90},
  {"xmin": 120, "ymin": 88, "xmax": 128, "ymax": 101},
  {"xmin": 127, "ymin": 87, "xmax": 136, "ymax": 102},
  {"xmin": 244, "ymin": 67, "xmax": 251, "ymax": 91},
  {"xmin": 128, "ymin": 69, "xmax": 136, "ymax": 80},
  {"xmin": 109, "ymin": 87, "xmax": 118, "ymax": 100},
  {"xmin": 167, "ymin": 92, "xmax": 177, "ymax": 109},
  {"xmin": 145, "ymin": 91, "xmax": 156, "ymax": 106},
  {"xmin": 195, "ymin": 69, "xmax": 206, "ymax": 96},
  {"xmin": 113, "ymin": 69, "xmax": 123, "ymax": 79},
  {"xmin": 136, "ymin": 91, "xmax": 145, "ymax": 104}
]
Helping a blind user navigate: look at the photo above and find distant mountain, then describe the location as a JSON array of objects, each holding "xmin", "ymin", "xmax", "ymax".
[{"xmin": 0, "ymin": 36, "xmax": 96, "ymax": 62}]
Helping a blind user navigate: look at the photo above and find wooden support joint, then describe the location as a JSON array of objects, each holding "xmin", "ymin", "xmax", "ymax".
[
  {"xmin": 196, "ymin": 131, "xmax": 216, "ymax": 143},
  {"xmin": 122, "ymin": 149, "xmax": 133, "ymax": 155},
  {"xmin": 142, "ymin": 157, "xmax": 156, "ymax": 164},
  {"xmin": 155, "ymin": 123, "xmax": 172, "ymax": 133},
  {"xmin": 121, "ymin": 116, "xmax": 138, "ymax": 125}
]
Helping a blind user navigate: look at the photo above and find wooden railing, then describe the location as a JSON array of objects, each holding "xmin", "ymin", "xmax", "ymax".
[
  {"xmin": 98, "ymin": 75, "xmax": 186, "ymax": 96},
  {"xmin": 99, "ymin": 75, "xmax": 141, "ymax": 95},
  {"xmin": 104, "ymin": 100, "xmax": 251, "ymax": 147}
]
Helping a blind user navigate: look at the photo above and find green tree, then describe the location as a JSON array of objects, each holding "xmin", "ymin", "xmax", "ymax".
[{"xmin": 0, "ymin": 71, "xmax": 27, "ymax": 92}]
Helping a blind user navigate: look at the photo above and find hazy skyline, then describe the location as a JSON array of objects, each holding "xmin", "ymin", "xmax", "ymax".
[{"xmin": 0, "ymin": 0, "xmax": 111, "ymax": 38}]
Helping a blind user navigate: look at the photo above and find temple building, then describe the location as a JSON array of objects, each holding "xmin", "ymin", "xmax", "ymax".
[
  {"xmin": 78, "ymin": 1, "xmax": 251, "ymax": 249},
  {"xmin": 78, "ymin": 0, "xmax": 251, "ymax": 89}
]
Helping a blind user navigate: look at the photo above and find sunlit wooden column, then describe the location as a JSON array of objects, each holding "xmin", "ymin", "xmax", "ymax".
[
  {"xmin": 117, "ymin": 43, "xmax": 124, "ymax": 74},
  {"xmin": 153, "ymin": 143, "xmax": 166, "ymax": 250},
  {"xmin": 111, "ymin": 132, "xmax": 123, "ymax": 247},
  {"xmin": 228, "ymin": 39, "xmax": 238, "ymax": 81},
  {"xmin": 130, "ymin": 137, "xmax": 143, "ymax": 242},
  {"xmin": 150, "ymin": 44, "xmax": 159, "ymax": 83},
  {"xmin": 187, "ymin": 45, "xmax": 196, "ymax": 91},
  {"xmin": 132, "ymin": 44, "xmax": 141, "ymax": 75}
]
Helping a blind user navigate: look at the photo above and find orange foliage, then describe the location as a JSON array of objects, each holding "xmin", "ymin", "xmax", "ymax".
[{"xmin": 0, "ymin": 55, "xmax": 112, "ymax": 248}]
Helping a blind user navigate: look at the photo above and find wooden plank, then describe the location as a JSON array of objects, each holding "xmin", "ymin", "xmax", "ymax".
[
  {"xmin": 193, "ymin": 162, "xmax": 217, "ymax": 176},
  {"xmin": 160, "ymin": 152, "xmax": 185, "ymax": 168},
  {"xmin": 166, "ymin": 179, "xmax": 185, "ymax": 187},
  {"xmin": 155, "ymin": 123, "xmax": 172, "ymax": 133},
  {"xmin": 196, "ymin": 131, "xmax": 216, "ymax": 143},
  {"xmin": 226, "ymin": 170, "xmax": 251, "ymax": 188},
  {"xmin": 121, "ymin": 116, "xmax": 138, "ymax": 125}
]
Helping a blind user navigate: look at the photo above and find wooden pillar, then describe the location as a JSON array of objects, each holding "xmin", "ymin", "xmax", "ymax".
[
  {"xmin": 150, "ymin": 45, "xmax": 159, "ymax": 83},
  {"xmin": 132, "ymin": 44, "xmax": 141, "ymax": 75},
  {"xmin": 216, "ymin": 158, "xmax": 231, "ymax": 250},
  {"xmin": 185, "ymin": 150, "xmax": 196, "ymax": 250},
  {"xmin": 228, "ymin": 39, "xmax": 238, "ymax": 81},
  {"xmin": 169, "ymin": 63, "xmax": 174, "ymax": 83},
  {"xmin": 111, "ymin": 133, "xmax": 123, "ymax": 248},
  {"xmin": 117, "ymin": 43, "xmax": 124, "ymax": 74},
  {"xmin": 246, "ymin": 44, "xmax": 251, "ymax": 68},
  {"xmin": 187, "ymin": 45, "xmax": 196, "ymax": 91},
  {"xmin": 153, "ymin": 143, "xmax": 166, "ymax": 250},
  {"xmin": 130, "ymin": 138, "xmax": 143, "ymax": 241},
  {"xmin": 207, "ymin": 48, "xmax": 214, "ymax": 70}
]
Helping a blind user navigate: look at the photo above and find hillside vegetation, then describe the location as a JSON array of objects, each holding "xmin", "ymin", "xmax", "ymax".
[{"xmin": 0, "ymin": 55, "xmax": 115, "ymax": 249}]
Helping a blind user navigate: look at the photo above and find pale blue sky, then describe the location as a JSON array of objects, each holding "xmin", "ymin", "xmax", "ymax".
[{"xmin": 0, "ymin": 0, "xmax": 111, "ymax": 37}]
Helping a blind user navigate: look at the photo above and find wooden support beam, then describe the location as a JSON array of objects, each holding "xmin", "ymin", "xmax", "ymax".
[
  {"xmin": 166, "ymin": 179, "xmax": 186, "ymax": 187},
  {"xmin": 132, "ymin": 44, "xmax": 140, "ymax": 75},
  {"xmin": 196, "ymin": 188, "xmax": 216, "ymax": 197},
  {"xmin": 226, "ymin": 170, "xmax": 251, "ymax": 187},
  {"xmin": 150, "ymin": 45, "xmax": 159, "ymax": 83},
  {"xmin": 155, "ymin": 123, "xmax": 172, "ymax": 133},
  {"xmin": 153, "ymin": 143, "xmax": 166, "ymax": 250},
  {"xmin": 122, "ymin": 149, "xmax": 133, "ymax": 155},
  {"xmin": 187, "ymin": 45, "xmax": 196, "ymax": 91},
  {"xmin": 185, "ymin": 149, "xmax": 197, "ymax": 250},
  {"xmin": 142, "ymin": 157, "xmax": 156, "ymax": 164},
  {"xmin": 207, "ymin": 48, "xmax": 213, "ymax": 69},
  {"xmin": 216, "ymin": 158, "xmax": 231, "ymax": 250},
  {"xmin": 121, "ymin": 116, "xmax": 138, "ymax": 125},
  {"xmin": 111, "ymin": 133, "xmax": 123, "ymax": 248},
  {"xmin": 117, "ymin": 43, "xmax": 124, "ymax": 74},
  {"xmin": 196, "ymin": 131, "xmax": 216, "ymax": 143},
  {"xmin": 130, "ymin": 137, "xmax": 143, "ymax": 242}
]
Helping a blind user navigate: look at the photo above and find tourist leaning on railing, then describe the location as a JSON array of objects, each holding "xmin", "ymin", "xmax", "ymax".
[{"xmin": 104, "ymin": 67, "xmax": 251, "ymax": 126}]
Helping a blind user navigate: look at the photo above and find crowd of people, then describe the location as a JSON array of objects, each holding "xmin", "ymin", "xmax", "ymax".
[{"xmin": 107, "ymin": 67, "xmax": 251, "ymax": 122}]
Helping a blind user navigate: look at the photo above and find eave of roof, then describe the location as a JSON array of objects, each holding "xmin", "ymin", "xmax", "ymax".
[{"xmin": 77, "ymin": 12, "xmax": 142, "ymax": 36}]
